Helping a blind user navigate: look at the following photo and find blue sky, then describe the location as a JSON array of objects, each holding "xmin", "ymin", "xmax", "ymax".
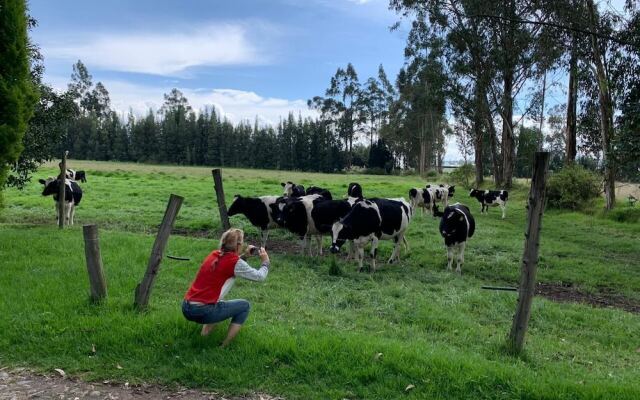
[
  {"xmin": 29, "ymin": 0, "xmax": 408, "ymax": 124},
  {"xmin": 26, "ymin": 0, "xmax": 630, "ymax": 161}
]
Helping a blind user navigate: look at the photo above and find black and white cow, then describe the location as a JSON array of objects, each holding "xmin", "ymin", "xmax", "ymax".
[
  {"xmin": 281, "ymin": 181, "xmax": 305, "ymax": 197},
  {"xmin": 408, "ymin": 188, "xmax": 432, "ymax": 216},
  {"xmin": 227, "ymin": 195, "xmax": 281, "ymax": 246},
  {"xmin": 273, "ymin": 194, "xmax": 331, "ymax": 255},
  {"xmin": 65, "ymin": 169, "xmax": 87, "ymax": 183},
  {"xmin": 306, "ymin": 186, "xmax": 333, "ymax": 200},
  {"xmin": 330, "ymin": 198, "xmax": 412, "ymax": 272},
  {"xmin": 347, "ymin": 182, "xmax": 363, "ymax": 199},
  {"xmin": 38, "ymin": 177, "xmax": 83, "ymax": 225},
  {"xmin": 434, "ymin": 203, "xmax": 475, "ymax": 274},
  {"xmin": 427, "ymin": 184, "xmax": 455, "ymax": 211},
  {"xmin": 469, "ymin": 189, "xmax": 508, "ymax": 218}
]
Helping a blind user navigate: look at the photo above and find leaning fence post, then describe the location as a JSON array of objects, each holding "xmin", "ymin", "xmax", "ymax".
[
  {"xmin": 508, "ymin": 152, "xmax": 550, "ymax": 354},
  {"xmin": 83, "ymin": 224, "xmax": 107, "ymax": 302},
  {"xmin": 58, "ymin": 151, "xmax": 68, "ymax": 229},
  {"xmin": 212, "ymin": 169, "xmax": 231, "ymax": 231},
  {"xmin": 134, "ymin": 194, "xmax": 184, "ymax": 311}
]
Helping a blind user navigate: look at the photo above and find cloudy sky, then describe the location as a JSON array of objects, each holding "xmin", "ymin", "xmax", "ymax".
[
  {"xmin": 26, "ymin": 0, "xmax": 629, "ymax": 161},
  {"xmin": 29, "ymin": 0, "xmax": 406, "ymax": 124}
]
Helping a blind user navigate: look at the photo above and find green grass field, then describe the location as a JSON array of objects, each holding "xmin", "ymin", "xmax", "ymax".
[{"xmin": 1, "ymin": 160, "xmax": 639, "ymax": 399}]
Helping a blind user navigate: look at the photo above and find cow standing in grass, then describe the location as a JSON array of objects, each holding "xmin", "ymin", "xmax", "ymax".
[
  {"xmin": 227, "ymin": 195, "xmax": 282, "ymax": 247},
  {"xmin": 434, "ymin": 203, "xmax": 475, "ymax": 274},
  {"xmin": 409, "ymin": 187, "xmax": 433, "ymax": 216},
  {"xmin": 38, "ymin": 177, "xmax": 83, "ymax": 225},
  {"xmin": 469, "ymin": 189, "xmax": 508, "ymax": 218},
  {"xmin": 330, "ymin": 198, "xmax": 412, "ymax": 272}
]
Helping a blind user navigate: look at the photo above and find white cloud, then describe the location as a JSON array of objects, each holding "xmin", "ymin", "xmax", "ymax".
[
  {"xmin": 44, "ymin": 23, "xmax": 268, "ymax": 76},
  {"xmin": 347, "ymin": 0, "xmax": 374, "ymax": 4},
  {"xmin": 47, "ymin": 76, "xmax": 316, "ymax": 126}
]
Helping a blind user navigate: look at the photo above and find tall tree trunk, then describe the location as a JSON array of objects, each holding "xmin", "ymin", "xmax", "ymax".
[
  {"xmin": 419, "ymin": 124, "xmax": 425, "ymax": 176},
  {"xmin": 586, "ymin": 0, "xmax": 616, "ymax": 209},
  {"xmin": 484, "ymin": 104, "xmax": 502, "ymax": 185},
  {"xmin": 538, "ymin": 71, "xmax": 547, "ymax": 151},
  {"xmin": 565, "ymin": 34, "xmax": 578, "ymax": 164},
  {"xmin": 501, "ymin": 0, "xmax": 516, "ymax": 189},
  {"xmin": 473, "ymin": 84, "xmax": 485, "ymax": 186}
]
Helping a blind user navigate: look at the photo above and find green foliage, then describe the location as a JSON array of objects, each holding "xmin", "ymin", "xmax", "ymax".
[
  {"xmin": 448, "ymin": 163, "xmax": 475, "ymax": 188},
  {"xmin": 425, "ymin": 170, "xmax": 438, "ymax": 178},
  {"xmin": 0, "ymin": 0, "xmax": 39, "ymax": 203},
  {"xmin": 1, "ymin": 162, "xmax": 640, "ymax": 399},
  {"xmin": 547, "ymin": 164, "xmax": 601, "ymax": 210},
  {"xmin": 367, "ymin": 139, "xmax": 393, "ymax": 172},
  {"xmin": 604, "ymin": 207, "xmax": 640, "ymax": 224},
  {"xmin": 515, "ymin": 126, "xmax": 540, "ymax": 178}
]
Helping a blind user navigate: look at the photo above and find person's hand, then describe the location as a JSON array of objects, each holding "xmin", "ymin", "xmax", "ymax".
[{"xmin": 259, "ymin": 247, "xmax": 270, "ymax": 264}]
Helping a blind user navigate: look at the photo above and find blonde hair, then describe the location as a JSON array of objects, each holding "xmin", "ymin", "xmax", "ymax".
[{"xmin": 219, "ymin": 228, "xmax": 244, "ymax": 253}]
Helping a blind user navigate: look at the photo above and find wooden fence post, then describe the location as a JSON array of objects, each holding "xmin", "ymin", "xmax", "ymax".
[
  {"xmin": 508, "ymin": 152, "xmax": 550, "ymax": 354},
  {"xmin": 58, "ymin": 151, "xmax": 68, "ymax": 229},
  {"xmin": 134, "ymin": 194, "xmax": 184, "ymax": 311},
  {"xmin": 83, "ymin": 224, "xmax": 107, "ymax": 302},
  {"xmin": 212, "ymin": 169, "xmax": 231, "ymax": 231}
]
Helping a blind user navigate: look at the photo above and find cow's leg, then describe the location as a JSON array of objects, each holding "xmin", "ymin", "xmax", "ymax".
[
  {"xmin": 388, "ymin": 236, "xmax": 400, "ymax": 264},
  {"xmin": 456, "ymin": 242, "xmax": 466, "ymax": 274},
  {"xmin": 446, "ymin": 245, "xmax": 453, "ymax": 270},
  {"xmin": 260, "ymin": 229, "xmax": 269, "ymax": 248},
  {"xmin": 69, "ymin": 203, "xmax": 75, "ymax": 225},
  {"xmin": 402, "ymin": 236, "xmax": 410, "ymax": 253},
  {"xmin": 315, "ymin": 235, "xmax": 323, "ymax": 256},
  {"xmin": 370, "ymin": 237, "xmax": 379, "ymax": 272},
  {"xmin": 357, "ymin": 245, "xmax": 365, "ymax": 272},
  {"xmin": 300, "ymin": 236, "xmax": 308, "ymax": 256},
  {"xmin": 346, "ymin": 241, "xmax": 355, "ymax": 261},
  {"xmin": 500, "ymin": 203, "xmax": 506, "ymax": 219}
]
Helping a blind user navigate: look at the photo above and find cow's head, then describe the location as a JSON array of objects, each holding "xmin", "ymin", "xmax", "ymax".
[
  {"xmin": 439, "ymin": 207, "xmax": 464, "ymax": 238},
  {"xmin": 330, "ymin": 219, "xmax": 352, "ymax": 254},
  {"xmin": 227, "ymin": 195, "xmax": 244, "ymax": 216},
  {"xmin": 447, "ymin": 185, "xmax": 455, "ymax": 198},
  {"xmin": 469, "ymin": 189, "xmax": 482, "ymax": 199},
  {"xmin": 38, "ymin": 177, "xmax": 59, "ymax": 196},
  {"xmin": 347, "ymin": 182, "xmax": 363, "ymax": 199}
]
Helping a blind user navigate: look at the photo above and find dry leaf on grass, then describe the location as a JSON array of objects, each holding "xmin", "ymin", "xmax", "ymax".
[
  {"xmin": 91, "ymin": 344, "xmax": 96, "ymax": 354},
  {"xmin": 54, "ymin": 368, "xmax": 66, "ymax": 377},
  {"xmin": 116, "ymin": 364, "xmax": 123, "ymax": 370},
  {"xmin": 374, "ymin": 352, "xmax": 383, "ymax": 360},
  {"xmin": 405, "ymin": 384, "xmax": 415, "ymax": 392}
]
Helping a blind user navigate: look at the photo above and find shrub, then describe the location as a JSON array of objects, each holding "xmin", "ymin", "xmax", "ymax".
[
  {"xmin": 448, "ymin": 164, "xmax": 475, "ymax": 188},
  {"xmin": 426, "ymin": 170, "xmax": 438, "ymax": 178},
  {"xmin": 604, "ymin": 207, "xmax": 640, "ymax": 223},
  {"xmin": 547, "ymin": 164, "xmax": 601, "ymax": 210}
]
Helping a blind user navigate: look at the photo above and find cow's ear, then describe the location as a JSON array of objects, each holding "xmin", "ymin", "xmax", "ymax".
[
  {"xmin": 38, "ymin": 179, "xmax": 46, "ymax": 184},
  {"xmin": 450, "ymin": 185, "xmax": 455, "ymax": 190},
  {"xmin": 280, "ymin": 182, "xmax": 285, "ymax": 187},
  {"xmin": 426, "ymin": 184, "xmax": 431, "ymax": 188}
]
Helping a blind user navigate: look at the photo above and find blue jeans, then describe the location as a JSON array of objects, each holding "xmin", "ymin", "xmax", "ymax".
[{"xmin": 182, "ymin": 299, "xmax": 250, "ymax": 325}]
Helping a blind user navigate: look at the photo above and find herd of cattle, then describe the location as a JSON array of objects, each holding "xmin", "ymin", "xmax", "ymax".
[
  {"xmin": 37, "ymin": 170, "xmax": 509, "ymax": 274},
  {"xmin": 228, "ymin": 181, "xmax": 509, "ymax": 273}
]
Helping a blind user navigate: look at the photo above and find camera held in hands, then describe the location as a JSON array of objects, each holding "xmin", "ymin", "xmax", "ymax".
[{"xmin": 249, "ymin": 246, "xmax": 260, "ymax": 256}]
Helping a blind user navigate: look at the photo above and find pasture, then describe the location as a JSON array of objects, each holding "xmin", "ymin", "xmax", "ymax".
[{"xmin": 1, "ymin": 160, "xmax": 639, "ymax": 399}]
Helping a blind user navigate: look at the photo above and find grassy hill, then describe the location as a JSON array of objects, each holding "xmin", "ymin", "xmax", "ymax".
[{"xmin": 0, "ymin": 160, "xmax": 638, "ymax": 399}]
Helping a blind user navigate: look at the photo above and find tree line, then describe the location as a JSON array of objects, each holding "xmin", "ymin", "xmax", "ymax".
[{"xmin": 388, "ymin": 0, "xmax": 640, "ymax": 209}]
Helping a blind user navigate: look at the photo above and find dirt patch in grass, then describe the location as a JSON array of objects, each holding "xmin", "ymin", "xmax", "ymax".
[
  {"xmin": 536, "ymin": 282, "xmax": 640, "ymax": 314},
  {"xmin": 0, "ymin": 366, "xmax": 282, "ymax": 400}
]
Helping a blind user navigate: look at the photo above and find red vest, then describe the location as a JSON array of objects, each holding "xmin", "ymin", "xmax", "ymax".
[{"xmin": 184, "ymin": 250, "xmax": 238, "ymax": 304}]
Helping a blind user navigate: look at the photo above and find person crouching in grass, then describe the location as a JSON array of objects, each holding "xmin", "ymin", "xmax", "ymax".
[{"xmin": 182, "ymin": 228, "xmax": 271, "ymax": 347}]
